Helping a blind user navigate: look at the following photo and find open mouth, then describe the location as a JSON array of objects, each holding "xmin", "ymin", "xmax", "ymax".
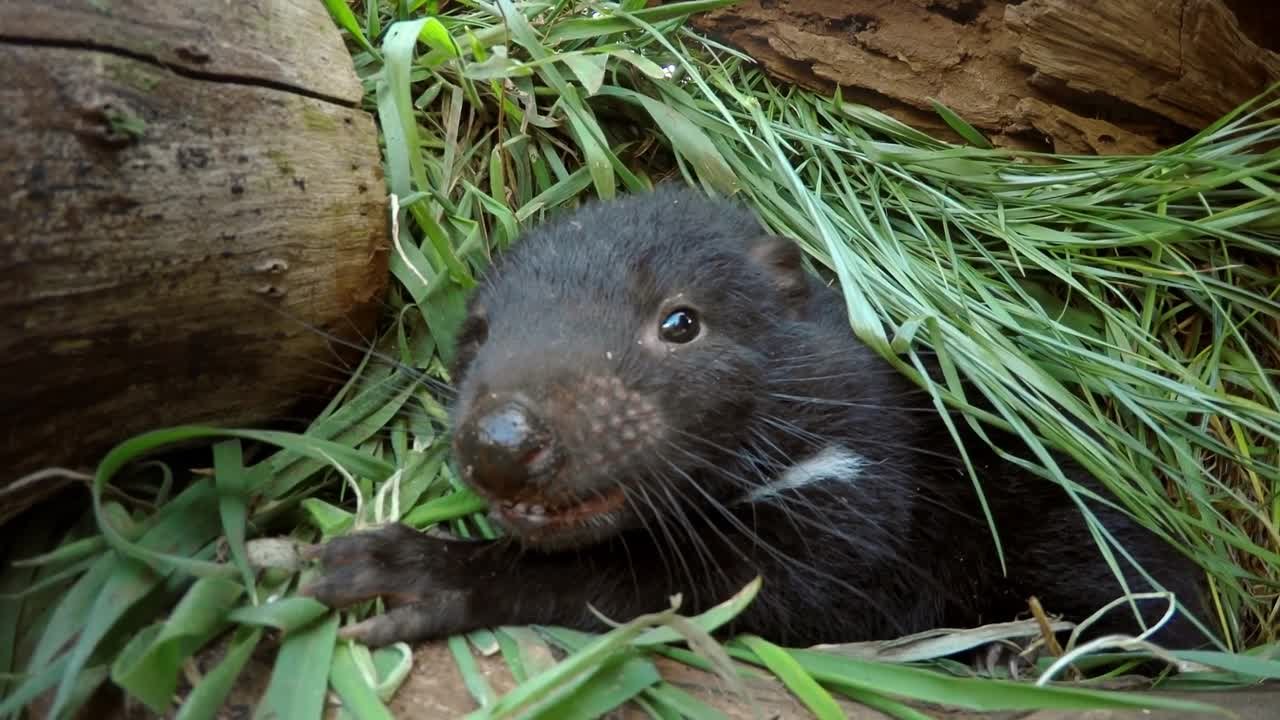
[{"xmin": 494, "ymin": 486, "xmax": 627, "ymax": 529}]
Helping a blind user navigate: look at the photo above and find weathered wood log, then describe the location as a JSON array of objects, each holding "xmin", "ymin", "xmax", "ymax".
[
  {"xmin": 673, "ymin": 0, "xmax": 1280, "ymax": 154},
  {"xmin": 0, "ymin": 0, "xmax": 389, "ymax": 522}
]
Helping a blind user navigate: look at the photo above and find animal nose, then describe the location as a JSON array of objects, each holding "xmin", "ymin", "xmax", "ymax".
[{"xmin": 454, "ymin": 400, "xmax": 559, "ymax": 496}]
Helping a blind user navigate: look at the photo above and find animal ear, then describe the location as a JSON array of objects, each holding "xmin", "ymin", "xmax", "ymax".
[{"xmin": 747, "ymin": 235, "xmax": 809, "ymax": 308}]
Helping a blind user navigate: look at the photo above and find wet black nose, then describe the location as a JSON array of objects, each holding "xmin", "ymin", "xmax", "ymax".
[{"xmin": 454, "ymin": 400, "xmax": 559, "ymax": 496}]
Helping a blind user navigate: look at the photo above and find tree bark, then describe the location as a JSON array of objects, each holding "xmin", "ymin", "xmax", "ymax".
[
  {"xmin": 0, "ymin": 0, "xmax": 389, "ymax": 521},
  {"xmin": 675, "ymin": 0, "xmax": 1280, "ymax": 154}
]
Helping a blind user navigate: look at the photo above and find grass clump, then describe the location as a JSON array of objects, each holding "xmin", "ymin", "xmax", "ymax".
[{"xmin": 3, "ymin": 1, "xmax": 1279, "ymax": 718}]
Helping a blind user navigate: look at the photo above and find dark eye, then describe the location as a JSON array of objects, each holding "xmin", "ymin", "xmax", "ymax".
[{"xmin": 659, "ymin": 308, "xmax": 700, "ymax": 343}]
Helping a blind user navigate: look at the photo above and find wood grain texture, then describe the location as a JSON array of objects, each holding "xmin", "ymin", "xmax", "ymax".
[
  {"xmin": 1005, "ymin": 0, "xmax": 1280, "ymax": 131},
  {"xmin": 670, "ymin": 0, "xmax": 1279, "ymax": 154},
  {"xmin": 0, "ymin": 0, "xmax": 364, "ymax": 104},
  {"xmin": 0, "ymin": 0, "xmax": 387, "ymax": 518}
]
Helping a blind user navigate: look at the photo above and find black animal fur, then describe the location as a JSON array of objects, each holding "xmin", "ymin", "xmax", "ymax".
[{"xmin": 304, "ymin": 185, "xmax": 1210, "ymax": 650}]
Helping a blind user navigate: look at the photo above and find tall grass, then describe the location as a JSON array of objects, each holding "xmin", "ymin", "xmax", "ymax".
[
  {"xmin": 3, "ymin": 1, "xmax": 1279, "ymax": 718},
  {"xmin": 345, "ymin": 0, "xmax": 1280, "ymax": 646}
]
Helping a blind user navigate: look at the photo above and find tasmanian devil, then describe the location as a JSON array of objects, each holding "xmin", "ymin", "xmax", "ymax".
[{"xmin": 302, "ymin": 184, "xmax": 1208, "ymax": 650}]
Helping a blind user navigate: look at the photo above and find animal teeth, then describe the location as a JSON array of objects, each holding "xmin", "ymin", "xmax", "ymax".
[
  {"xmin": 530, "ymin": 505, "xmax": 546, "ymax": 516},
  {"xmin": 513, "ymin": 502, "xmax": 528, "ymax": 514}
]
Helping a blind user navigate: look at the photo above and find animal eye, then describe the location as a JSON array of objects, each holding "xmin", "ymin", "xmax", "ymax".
[{"xmin": 659, "ymin": 308, "xmax": 700, "ymax": 343}]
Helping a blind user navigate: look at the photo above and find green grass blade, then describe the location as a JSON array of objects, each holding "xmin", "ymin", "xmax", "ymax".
[
  {"xmin": 48, "ymin": 480, "xmax": 225, "ymax": 718},
  {"xmin": 254, "ymin": 613, "xmax": 341, "ymax": 720},
  {"xmin": 531, "ymin": 653, "xmax": 662, "ymax": 720},
  {"xmin": 90, "ymin": 426, "xmax": 393, "ymax": 577},
  {"xmin": 928, "ymin": 99, "xmax": 992, "ymax": 149},
  {"xmin": 737, "ymin": 636, "xmax": 844, "ymax": 720},
  {"xmin": 632, "ymin": 576, "xmax": 761, "ymax": 646},
  {"xmin": 639, "ymin": 682, "xmax": 730, "ymax": 720},
  {"xmin": 451, "ymin": 633, "xmax": 499, "ymax": 709},
  {"xmin": 0, "ymin": 510, "xmax": 62, "ymax": 703},
  {"xmin": 545, "ymin": 0, "xmax": 739, "ymax": 43},
  {"xmin": 0, "ymin": 654, "xmax": 70, "ymax": 716},
  {"xmin": 401, "ymin": 487, "xmax": 489, "ymax": 527},
  {"xmin": 110, "ymin": 577, "xmax": 243, "ymax": 712},
  {"xmin": 228, "ymin": 597, "xmax": 330, "ymax": 632},
  {"xmin": 322, "ymin": 0, "xmax": 379, "ymax": 56},
  {"xmin": 174, "ymin": 626, "xmax": 264, "ymax": 720},
  {"xmin": 774, "ymin": 648, "xmax": 1231, "ymax": 714},
  {"xmin": 1172, "ymin": 649, "xmax": 1280, "ymax": 679},
  {"xmin": 601, "ymin": 86, "xmax": 739, "ymax": 195},
  {"xmin": 330, "ymin": 642, "xmax": 397, "ymax": 720},
  {"xmin": 213, "ymin": 440, "xmax": 260, "ymax": 600},
  {"xmin": 472, "ymin": 606, "xmax": 679, "ymax": 719}
]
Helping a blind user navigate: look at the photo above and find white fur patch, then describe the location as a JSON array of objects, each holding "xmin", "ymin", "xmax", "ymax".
[{"xmin": 745, "ymin": 445, "xmax": 867, "ymax": 503}]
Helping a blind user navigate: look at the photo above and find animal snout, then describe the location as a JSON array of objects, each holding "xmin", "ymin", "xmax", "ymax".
[{"xmin": 454, "ymin": 399, "xmax": 562, "ymax": 497}]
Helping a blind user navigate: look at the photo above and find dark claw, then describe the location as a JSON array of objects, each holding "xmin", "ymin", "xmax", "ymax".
[
  {"xmin": 309, "ymin": 522, "xmax": 424, "ymax": 567},
  {"xmin": 300, "ymin": 523, "xmax": 438, "ymax": 609},
  {"xmin": 301, "ymin": 522, "xmax": 475, "ymax": 611},
  {"xmin": 969, "ymin": 641, "xmax": 1037, "ymax": 679},
  {"xmin": 299, "ymin": 522, "xmax": 491, "ymax": 646},
  {"xmin": 337, "ymin": 600, "xmax": 464, "ymax": 648},
  {"xmin": 299, "ymin": 564, "xmax": 401, "ymax": 608},
  {"xmin": 297, "ymin": 543, "xmax": 324, "ymax": 562}
]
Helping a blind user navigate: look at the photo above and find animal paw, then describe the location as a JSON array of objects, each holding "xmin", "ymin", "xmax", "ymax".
[
  {"xmin": 300, "ymin": 522, "xmax": 432, "ymax": 607},
  {"xmin": 300, "ymin": 522, "xmax": 476, "ymax": 646},
  {"xmin": 968, "ymin": 640, "xmax": 1039, "ymax": 679}
]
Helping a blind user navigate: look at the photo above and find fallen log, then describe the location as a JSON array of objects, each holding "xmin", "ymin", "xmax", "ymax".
[
  {"xmin": 675, "ymin": 0, "xmax": 1280, "ymax": 154},
  {"xmin": 0, "ymin": 0, "xmax": 389, "ymax": 522}
]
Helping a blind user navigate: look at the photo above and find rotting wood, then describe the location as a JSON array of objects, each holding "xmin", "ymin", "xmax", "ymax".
[
  {"xmin": 666, "ymin": 0, "xmax": 1279, "ymax": 154},
  {"xmin": 1004, "ymin": 0, "xmax": 1280, "ymax": 131},
  {"xmin": 0, "ymin": 0, "xmax": 388, "ymax": 521},
  {"xmin": 0, "ymin": 0, "xmax": 363, "ymax": 104}
]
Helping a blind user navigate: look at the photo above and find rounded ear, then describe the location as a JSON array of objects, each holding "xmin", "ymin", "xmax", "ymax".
[{"xmin": 747, "ymin": 235, "xmax": 810, "ymax": 309}]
